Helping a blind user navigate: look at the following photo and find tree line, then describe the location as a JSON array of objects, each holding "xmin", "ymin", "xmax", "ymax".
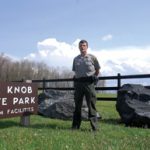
[{"xmin": 0, "ymin": 53, "xmax": 105, "ymax": 89}]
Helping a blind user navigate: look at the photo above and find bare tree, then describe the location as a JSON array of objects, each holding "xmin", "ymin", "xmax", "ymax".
[{"xmin": 0, "ymin": 53, "xmax": 105, "ymax": 90}]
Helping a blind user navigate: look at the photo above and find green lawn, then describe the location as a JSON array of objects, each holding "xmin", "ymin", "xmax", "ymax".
[
  {"xmin": 0, "ymin": 101, "xmax": 150, "ymax": 150},
  {"xmin": 97, "ymin": 93, "xmax": 117, "ymax": 98}
]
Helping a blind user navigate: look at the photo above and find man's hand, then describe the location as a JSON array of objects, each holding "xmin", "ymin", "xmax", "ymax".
[{"xmin": 92, "ymin": 75, "xmax": 99, "ymax": 85}]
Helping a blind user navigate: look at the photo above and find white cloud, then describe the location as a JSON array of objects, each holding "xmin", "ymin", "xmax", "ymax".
[
  {"xmin": 25, "ymin": 38, "xmax": 80, "ymax": 67},
  {"xmin": 94, "ymin": 46, "xmax": 150, "ymax": 75},
  {"xmin": 24, "ymin": 38, "xmax": 150, "ymax": 77},
  {"xmin": 101, "ymin": 34, "xmax": 113, "ymax": 41}
]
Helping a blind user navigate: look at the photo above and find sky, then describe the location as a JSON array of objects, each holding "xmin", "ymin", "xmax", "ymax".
[{"xmin": 0, "ymin": 0, "xmax": 150, "ymax": 78}]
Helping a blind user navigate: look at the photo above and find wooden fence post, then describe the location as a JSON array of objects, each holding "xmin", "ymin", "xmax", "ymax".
[
  {"xmin": 43, "ymin": 77, "xmax": 46, "ymax": 93},
  {"xmin": 117, "ymin": 73, "xmax": 121, "ymax": 89},
  {"xmin": 20, "ymin": 79, "xmax": 32, "ymax": 126},
  {"xmin": 117, "ymin": 73, "xmax": 121, "ymax": 98}
]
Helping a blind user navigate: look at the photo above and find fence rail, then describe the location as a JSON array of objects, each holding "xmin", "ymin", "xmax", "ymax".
[{"xmin": 23, "ymin": 73, "xmax": 150, "ymax": 101}]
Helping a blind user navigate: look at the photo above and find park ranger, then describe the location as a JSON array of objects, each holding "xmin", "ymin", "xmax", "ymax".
[{"xmin": 72, "ymin": 40, "xmax": 101, "ymax": 131}]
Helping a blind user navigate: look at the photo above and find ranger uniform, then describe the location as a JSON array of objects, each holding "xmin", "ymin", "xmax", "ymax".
[{"xmin": 72, "ymin": 52, "xmax": 100, "ymax": 131}]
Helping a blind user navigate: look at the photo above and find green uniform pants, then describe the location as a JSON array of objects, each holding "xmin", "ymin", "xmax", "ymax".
[{"xmin": 72, "ymin": 81, "xmax": 98, "ymax": 130}]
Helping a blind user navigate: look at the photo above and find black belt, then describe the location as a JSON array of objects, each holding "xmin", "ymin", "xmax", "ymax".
[{"xmin": 74, "ymin": 76, "xmax": 93, "ymax": 82}]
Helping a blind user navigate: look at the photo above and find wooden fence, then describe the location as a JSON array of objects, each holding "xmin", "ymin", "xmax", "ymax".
[{"xmin": 30, "ymin": 73, "xmax": 150, "ymax": 101}]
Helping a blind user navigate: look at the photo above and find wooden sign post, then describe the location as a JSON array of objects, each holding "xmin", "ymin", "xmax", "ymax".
[{"xmin": 20, "ymin": 80, "xmax": 33, "ymax": 126}]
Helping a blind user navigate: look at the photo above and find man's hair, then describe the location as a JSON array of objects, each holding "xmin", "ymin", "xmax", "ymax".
[{"xmin": 79, "ymin": 40, "xmax": 88, "ymax": 47}]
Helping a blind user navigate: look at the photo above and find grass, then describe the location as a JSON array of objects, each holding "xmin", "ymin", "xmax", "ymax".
[
  {"xmin": 97, "ymin": 92, "xmax": 117, "ymax": 98},
  {"xmin": 0, "ymin": 100, "xmax": 150, "ymax": 150}
]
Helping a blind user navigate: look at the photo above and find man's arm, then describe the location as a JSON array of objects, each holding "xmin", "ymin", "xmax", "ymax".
[
  {"xmin": 92, "ymin": 55, "xmax": 100, "ymax": 76},
  {"xmin": 95, "ymin": 69, "xmax": 100, "ymax": 76}
]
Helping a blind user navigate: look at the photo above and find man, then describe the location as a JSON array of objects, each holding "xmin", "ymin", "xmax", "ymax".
[{"xmin": 72, "ymin": 40, "xmax": 100, "ymax": 131}]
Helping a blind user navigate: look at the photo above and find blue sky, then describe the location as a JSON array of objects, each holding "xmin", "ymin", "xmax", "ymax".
[{"xmin": 0, "ymin": 0, "xmax": 150, "ymax": 76}]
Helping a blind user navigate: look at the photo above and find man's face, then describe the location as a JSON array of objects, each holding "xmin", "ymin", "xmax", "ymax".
[{"xmin": 79, "ymin": 42, "xmax": 88, "ymax": 55}]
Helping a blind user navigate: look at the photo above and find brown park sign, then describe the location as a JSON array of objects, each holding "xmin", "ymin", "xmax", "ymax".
[{"xmin": 0, "ymin": 82, "xmax": 38, "ymax": 118}]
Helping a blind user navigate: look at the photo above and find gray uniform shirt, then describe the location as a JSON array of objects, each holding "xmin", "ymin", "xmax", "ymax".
[{"xmin": 72, "ymin": 54, "xmax": 100, "ymax": 78}]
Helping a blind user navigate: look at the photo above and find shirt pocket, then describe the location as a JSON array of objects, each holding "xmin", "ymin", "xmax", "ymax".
[{"xmin": 85, "ymin": 61, "xmax": 94, "ymax": 71}]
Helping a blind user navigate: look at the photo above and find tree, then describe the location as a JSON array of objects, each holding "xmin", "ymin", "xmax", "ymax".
[{"xmin": 0, "ymin": 53, "xmax": 105, "ymax": 89}]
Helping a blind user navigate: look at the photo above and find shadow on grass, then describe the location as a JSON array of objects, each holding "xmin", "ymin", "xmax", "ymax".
[
  {"xmin": 100, "ymin": 118, "xmax": 123, "ymax": 125},
  {"xmin": 29, "ymin": 121, "xmax": 71, "ymax": 131},
  {"xmin": 0, "ymin": 119, "xmax": 71, "ymax": 130},
  {"xmin": 0, "ymin": 117, "xmax": 123, "ymax": 131},
  {"xmin": 0, "ymin": 120, "xmax": 20, "ymax": 129},
  {"xmin": 29, "ymin": 118, "xmax": 123, "ymax": 132},
  {"xmin": 29, "ymin": 122, "xmax": 95, "ymax": 132}
]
